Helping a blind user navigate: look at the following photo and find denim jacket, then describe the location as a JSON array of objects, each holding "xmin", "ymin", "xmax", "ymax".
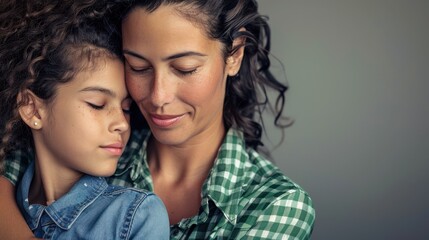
[{"xmin": 16, "ymin": 162, "xmax": 169, "ymax": 240}]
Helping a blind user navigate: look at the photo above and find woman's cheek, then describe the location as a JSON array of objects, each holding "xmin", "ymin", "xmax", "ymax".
[{"xmin": 126, "ymin": 75, "xmax": 146, "ymax": 101}]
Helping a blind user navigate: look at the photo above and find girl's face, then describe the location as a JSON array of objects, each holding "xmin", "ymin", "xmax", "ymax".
[
  {"xmin": 36, "ymin": 57, "xmax": 131, "ymax": 178},
  {"xmin": 122, "ymin": 5, "xmax": 238, "ymax": 146}
]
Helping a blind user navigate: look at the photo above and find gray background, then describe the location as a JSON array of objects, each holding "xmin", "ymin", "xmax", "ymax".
[{"xmin": 257, "ymin": 1, "xmax": 429, "ymax": 239}]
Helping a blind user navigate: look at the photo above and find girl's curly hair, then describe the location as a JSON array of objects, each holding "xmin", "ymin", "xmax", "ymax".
[{"xmin": 0, "ymin": 0, "xmax": 122, "ymax": 172}]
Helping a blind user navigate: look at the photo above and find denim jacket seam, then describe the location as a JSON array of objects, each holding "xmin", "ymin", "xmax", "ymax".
[{"xmin": 120, "ymin": 192, "xmax": 152, "ymax": 239}]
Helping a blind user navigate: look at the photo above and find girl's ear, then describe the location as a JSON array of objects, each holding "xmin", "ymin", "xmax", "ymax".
[
  {"xmin": 226, "ymin": 28, "xmax": 246, "ymax": 77},
  {"xmin": 17, "ymin": 90, "xmax": 46, "ymax": 130}
]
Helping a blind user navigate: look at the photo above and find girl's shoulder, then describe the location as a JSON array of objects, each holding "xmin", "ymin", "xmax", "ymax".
[{"xmin": 102, "ymin": 184, "xmax": 170, "ymax": 239}]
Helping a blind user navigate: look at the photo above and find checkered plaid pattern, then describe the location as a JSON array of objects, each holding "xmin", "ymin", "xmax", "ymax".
[{"xmin": 4, "ymin": 128, "xmax": 315, "ymax": 239}]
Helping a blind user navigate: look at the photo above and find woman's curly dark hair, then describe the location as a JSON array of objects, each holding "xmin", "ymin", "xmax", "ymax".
[
  {"xmin": 120, "ymin": 0, "xmax": 291, "ymax": 150},
  {"xmin": 0, "ymin": 0, "xmax": 122, "ymax": 172}
]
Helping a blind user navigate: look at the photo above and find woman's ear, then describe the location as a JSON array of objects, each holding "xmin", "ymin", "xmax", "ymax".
[
  {"xmin": 17, "ymin": 90, "xmax": 45, "ymax": 130},
  {"xmin": 226, "ymin": 28, "xmax": 246, "ymax": 77}
]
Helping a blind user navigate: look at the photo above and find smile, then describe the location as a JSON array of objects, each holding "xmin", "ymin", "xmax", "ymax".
[{"xmin": 150, "ymin": 114, "xmax": 184, "ymax": 128}]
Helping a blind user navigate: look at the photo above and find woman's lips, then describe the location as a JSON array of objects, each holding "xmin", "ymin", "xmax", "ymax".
[{"xmin": 150, "ymin": 114, "xmax": 184, "ymax": 128}]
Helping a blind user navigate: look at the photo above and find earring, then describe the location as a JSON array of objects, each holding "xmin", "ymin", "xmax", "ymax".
[
  {"xmin": 33, "ymin": 122, "xmax": 38, "ymax": 126},
  {"xmin": 227, "ymin": 57, "xmax": 235, "ymax": 64}
]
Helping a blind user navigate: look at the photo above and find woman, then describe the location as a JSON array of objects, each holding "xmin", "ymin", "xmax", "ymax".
[{"xmin": 1, "ymin": 0, "xmax": 315, "ymax": 239}]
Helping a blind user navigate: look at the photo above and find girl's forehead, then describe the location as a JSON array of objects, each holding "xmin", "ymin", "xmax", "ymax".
[{"xmin": 70, "ymin": 50, "xmax": 119, "ymax": 72}]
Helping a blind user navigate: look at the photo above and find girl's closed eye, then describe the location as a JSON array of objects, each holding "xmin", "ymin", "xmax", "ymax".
[
  {"xmin": 86, "ymin": 102, "xmax": 104, "ymax": 110},
  {"xmin": 122, "ymin": 98, "xmax": 133, "ymax": 114}
]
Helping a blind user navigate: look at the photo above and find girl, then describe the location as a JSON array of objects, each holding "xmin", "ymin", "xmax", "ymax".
[
  {"xmin": 0, "ymin": 1, "xmax": 169, "ymax": 239},
  {"xmin": 1, "ymin": 0, "xmax": 315, "ymax": 239}
]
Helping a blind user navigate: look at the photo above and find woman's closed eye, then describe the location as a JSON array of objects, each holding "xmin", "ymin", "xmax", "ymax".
[
  {"xmin": 128, "ymin": 64, "xmax": 152, "ymax": 74},
  {"xmin": 176, "ymin": 68, "xmax": 198, "ymax": 76},
  {"xmin": 172, "ymin": 61, "xmax": 201, "ymax": 76}
]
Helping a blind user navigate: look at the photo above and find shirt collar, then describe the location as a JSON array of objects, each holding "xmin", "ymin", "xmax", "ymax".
[
  {"xmin": 18, "ymin": 162, "xmax": 109, "ymax": 230},
  {"xmin": 114, "ymin": 128, "xmax": 252, "ymax": 226},
  {"xmin": 114, "ymin": 128, "xmax": 152, "ymax": 190},
  {"xmin": 203, "ymin": 128, "xmax": 251, "ymax": 225}
]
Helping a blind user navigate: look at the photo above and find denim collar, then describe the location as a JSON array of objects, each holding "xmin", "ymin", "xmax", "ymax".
[{"xmin": 18, "ymin": 162, "xmax": 109, "ymax": 230}]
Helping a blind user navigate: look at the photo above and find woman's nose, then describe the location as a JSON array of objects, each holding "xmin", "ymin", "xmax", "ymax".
[{"xmin": 150, "ymin": 72, "xmax": 175, "ymax": 108}]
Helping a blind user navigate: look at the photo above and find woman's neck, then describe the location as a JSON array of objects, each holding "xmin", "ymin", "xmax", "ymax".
[
  {"xmin": 148, "ymin": 124, "xmax": 226, "ymax": 224},
  {"xmin": 148, "ymin": 124, "xmax": 226, "ymax": 185}
]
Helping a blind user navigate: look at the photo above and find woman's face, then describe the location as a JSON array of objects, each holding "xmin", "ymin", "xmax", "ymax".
[{"xmin": 122, "ymin": 5, "xmax": 239, "ymax": 146}]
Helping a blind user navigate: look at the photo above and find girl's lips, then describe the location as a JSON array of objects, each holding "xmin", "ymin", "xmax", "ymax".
[
  {"xmin": 101, "ymin": 143, "xmax": 124, "ymax": 156},
  {"xmin": 102, "ymin": 147, "xmax": 123, "ymax": 156},
  {"xmin": 150, "ymin": 114, "xmax": 184, "ymax": 128}
]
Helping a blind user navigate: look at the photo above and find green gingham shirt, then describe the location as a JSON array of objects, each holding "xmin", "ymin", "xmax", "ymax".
[{"xmin": 4, "ymin": 128, "xmax": 315, "ymax": 239}]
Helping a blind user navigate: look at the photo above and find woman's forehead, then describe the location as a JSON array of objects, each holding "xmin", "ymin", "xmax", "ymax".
[{"xmin": 122, "ymin": 6, "xmax": 223, "ymax": 60}]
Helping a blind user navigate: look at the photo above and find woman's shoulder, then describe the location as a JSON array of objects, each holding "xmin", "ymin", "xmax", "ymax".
[
  {"xmin": 222, "ymin": 128, "xmax": 312, "ymax": 202},
  {"xmin": 235, "ymin": 151, "xmax": 315, "ymax": 238},
  {"xmin": 242, "ymin": 150, "xmax": 312, "ymax": 205}
]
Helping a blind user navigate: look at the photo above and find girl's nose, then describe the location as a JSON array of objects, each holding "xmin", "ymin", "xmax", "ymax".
[{"xmin": 110, "ymin": 109, "xmax": 130, "ymax": 134}]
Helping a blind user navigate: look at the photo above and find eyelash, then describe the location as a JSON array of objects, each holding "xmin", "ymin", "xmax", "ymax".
[
  {"xmin": 177, "ymin": 69, "xmax": 197, "ymax": 76},
  {"xmin": 87, "ymin": 102, "xmax": 104, "ymax": 110},
  {"xmin": 129, "ymin": 65, "xmax": 151, "ymax": 74},
  {"xmin": 87, "ymin": 102, "xmax": 131, "ymax": 115},
  {"xmin": 122, "ymin": 106, "xmax": 131, "ymax": 114},
  {"xmin": 129, "ymin": 65, "xmax": 197, "ymax": 76}
]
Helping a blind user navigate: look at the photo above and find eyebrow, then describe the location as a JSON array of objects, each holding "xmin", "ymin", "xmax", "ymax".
[
  {"xmin": 79, "ymin": 86, "xmax": 116, "ymax": 97},
  {"xmin": 123, "ymin": 49, "xmax": 207, "ymax": 61}
]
